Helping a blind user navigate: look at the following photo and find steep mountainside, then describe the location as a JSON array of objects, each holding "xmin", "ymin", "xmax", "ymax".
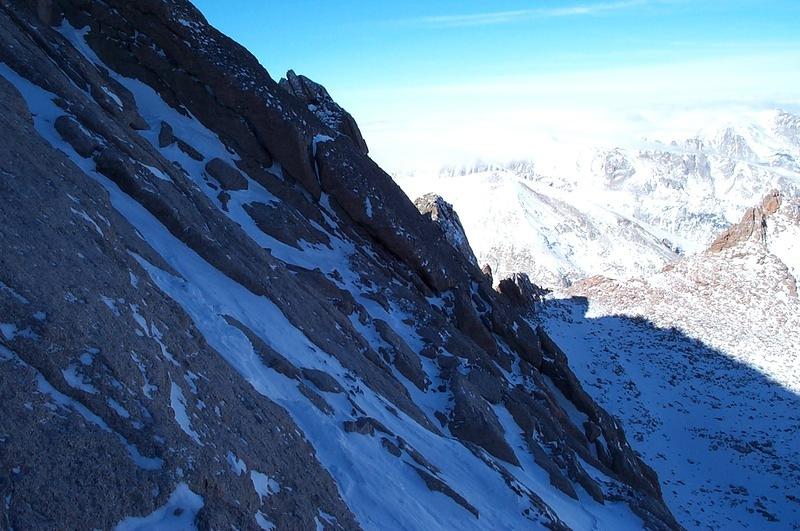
[
  {"xmin": 396, "ymin": 112, "xmax": 800, "ymax": 288},
  {"xmin": 0, "ymin": 1, "xmax": 678, "ymax": 529},
  {"xmin": 540, "ymin": 192, "xmax": 800, "ymax": 529}
]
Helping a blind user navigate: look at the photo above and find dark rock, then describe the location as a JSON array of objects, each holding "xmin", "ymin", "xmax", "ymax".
[
  {"xmin": 381, "ymin": 437, "xmax": 402, "ymax": 457},
  {"xmin": 298, "ymin": 383, "xmax": 334, "ymax": 415},
  {"xmin": 54, "ymin": 115, "xmax": 100, "ymax": 157},
  {"xmin": 466, "ymin": 367, "xmax": 503, "ymax": 404},
  {"xmin": 344, "ymin": 417, "xmax": 391, "ymax": 436},
  {"xmin": 35, "ymin": 0, "xmax": 62, "ymax": 26},
  {"xmin": 217, "ymin": 190, "xmax": 230, "ymax": 211},
  {"xmin": 453, "ymin": 289, "xmax": 497, "ymax": 356},
  {"xmin": 497, "ymin": 272, "xmax": 548, "ymax": 309},
  {"xmin": 411, "ymin": 466, "xmax": 479, "ymax": 518},
  {"xmin": 244, "ymin": 200, "xmax": 331, "ymax": 249},
  {"xmin": 449, "ymin": 373, "xmax": 518, "ymax": 465},
  {"xmin": 374, "ymin": 319, "xmax": 428, "ymax": 391},
  {"xmin": 414, "ymin": 193, "xmax": 479, "ymax": 268},
  {"xmin": 301, "ymin": 368, "xmax": 343, "ymax": 394},
  {"xmin": 481, "ymin": 263, "xmax": 493, "ymax": 284},
  {"xmin": 158, "ymin": 120, "xmax": 175, "ymax": 147},
  {"xmin": 205, "ymin": 157, "xmax": 248, "ymax": 191},
  {"xmin": 280, "ymin": 69, "xmax": 369, "ymax": 155},
  {"xmin": 177, "ymin": 139, "xmax": 204, "ymax": 161},
  {"xmin": 584, "ymin": 420, "xmax": 602, "ymax": 443}
]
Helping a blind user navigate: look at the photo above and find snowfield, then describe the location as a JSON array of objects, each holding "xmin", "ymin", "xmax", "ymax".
[
  {"xmin": 538, "ymin": 197, "xmax": 800, "ymax": 529},
  {"xmin": 395, "ymin": 110, "xmax": 800, "ymax": 289}
]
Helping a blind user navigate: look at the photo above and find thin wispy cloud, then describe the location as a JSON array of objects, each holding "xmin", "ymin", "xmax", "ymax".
[{"xmin": 404, "ymin": 0, "xmax": 649, "ymax": 28}]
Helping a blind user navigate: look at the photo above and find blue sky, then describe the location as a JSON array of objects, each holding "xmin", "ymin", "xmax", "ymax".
[{"xmin": 191, "ymin": 1, "xmax": 800, "ymax": 170}]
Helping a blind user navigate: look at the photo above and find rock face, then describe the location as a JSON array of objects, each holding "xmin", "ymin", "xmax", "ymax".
[
  {"xmin": 414, "ymin": 193, "xmax": 479, "ymax": 268},
  {"xmin": 708, "ymin": 190, "xmax": 781, "ymax": 252},
  {"xmin": 497, "ymin": 272, "xmax": 548, "ymax": 309},
  {"xmin": 279, "ymin": 69, "xmax": 369, "ymax": 156},
  {"xmin": 0, "ymin": 1, "xmax": 678, "ymax": 529}
]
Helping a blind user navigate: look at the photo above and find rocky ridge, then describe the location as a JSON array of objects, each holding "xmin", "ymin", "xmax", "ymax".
[
  {"xmin": 0, "ymin": 1, "xmax": 678, "ymax": 529},
  {"xmin": 414, "ymin": 193, "xmax": 479, "ymax": 268}
]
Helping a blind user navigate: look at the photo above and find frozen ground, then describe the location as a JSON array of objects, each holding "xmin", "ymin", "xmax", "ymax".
[{"xmin": 539, "ymin": 215, "xmax": 800, "ymax": 529}]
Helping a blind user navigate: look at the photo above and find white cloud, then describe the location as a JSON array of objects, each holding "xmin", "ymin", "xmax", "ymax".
[
  {"xmin": 404, "ymin": 1, "xmax": 649, "ymax": 28},
  {"xmin": 350, "ymin": 50, "xmax": 800, "ymax": 173}
]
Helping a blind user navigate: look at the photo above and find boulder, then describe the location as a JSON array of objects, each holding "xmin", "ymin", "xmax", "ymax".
[
  {"xmin": 301, "ymin": 367, "xmax": 343, "ymax": 394},
  {"xmin": 54, "ymin": 115, "xmax": 100, "ymax": 158},
  {"xmin": 157, "ymin": 120, "xmax": 175, "ymax": 147},
  {"xmin": 280, "ymin": 69, "xmax": 369, "ymax": 155},
  {"xmin": 414, "ymin": 193, "xmax": 479, "ymax": 268},
  {"xmin": 205, "ymin": 157, "xmax": 248, "ymax": 191},
  {"xmin": 449, "ymin": 373, "xmax": 518, "ymax": 465}
]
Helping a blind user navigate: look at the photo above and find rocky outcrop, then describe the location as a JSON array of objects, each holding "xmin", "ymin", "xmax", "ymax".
[
  {"xmin": 205, "ymin": 157, "xmax": 248, "ymax": 191},
  {"xmin": 0, "ymin": 1, "xmax": 680, "ymax": 529},
  {"xmin": 414, "ymin": 193, "xmax": 479, "ymax": 268},
  {"xmin": 279, "ymin": 69, "xmax": 369, "ymax": 155},
  {"xmin": 497, "ymin": 272, "xmax": 548, "ymax": 310},
  {"xmin": 709, "ymin": 190, "xmax": 781, "ymax": 252},
  {"xmin": 449, "ymin": 373, "xmax": 519, "ymax": 465}
]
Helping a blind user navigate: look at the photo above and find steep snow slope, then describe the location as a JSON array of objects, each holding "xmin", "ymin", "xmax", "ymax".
[
  {"xmin": 0, "ymin": 2, "xmax": 678, "ymax": 529},
  {"xmin": 396, "ymin": 111, "xmax": 800, "ymax": 288},
  {"xmin": 540, "ymin": 193, "xmax": 800, "ymax": 529}
]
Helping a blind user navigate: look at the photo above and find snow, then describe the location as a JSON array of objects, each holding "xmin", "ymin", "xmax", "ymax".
[
  {"xmin": 143, "ymin": 164, "xmax": 172, "ymax": 182},
  {"xmin": 255, "ymin": 512, "xmax": 275, "ymax": 530},
  {"xmin": 0, "ymin": 323, "xmax": 17, "ymax": 341},
  {"xmin": 101, "ymin": 85, "xmax": 123, "ymax": 108},
  {"xmin": 61, "ymin": 364, "xmax": 99, "ymax": 394},
  {"xmin": 394, "ymin": 111, "xmax": 800, "ymax": 288},
  {"xmin": 540, "ymin": 223, "xmax": 800, "ymax": 529},
  {"xmin": 115, "ymin": 483, "xmax": 203, "ymax": 531},
  {"xmin": 226, "ymin": 451, "xmax": 246, "ymax": 476},
  {"xmin": 250, "ymin": 470, "xmax": 280, "ymax": 502},
  {"xmin": 170, "ymin": 381, "xmax": 202, "ymax": 445},
  {"xmin": 100, "ymin": 295, "xmax": 121, "ymax": 316},
  {"xmin": 107, "ymin": 398, "xmax": 131, "ymax": 419}
]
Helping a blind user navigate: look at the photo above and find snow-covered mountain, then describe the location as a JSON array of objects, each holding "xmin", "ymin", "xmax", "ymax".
[
  {"xmin": 539, "ymin": 191, "xmax": 800, "ymax": 529},
  {"xmin": 0, "ymin": 2, "xmax": 679, "ymax": 530},
  {"xmin": 395, "ymin": 111, "xmax": 800, "ymax": 288}
]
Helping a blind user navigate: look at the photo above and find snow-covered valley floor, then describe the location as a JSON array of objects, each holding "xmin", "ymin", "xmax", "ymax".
[{"xmin": 540, "ymin": 297, "xmax": 800, "ymax": 530}]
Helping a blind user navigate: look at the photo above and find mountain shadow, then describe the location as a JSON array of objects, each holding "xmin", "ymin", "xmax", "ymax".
[{"xmin": 541, "ymin": 295, "xmax": 800, "ymax": 530}]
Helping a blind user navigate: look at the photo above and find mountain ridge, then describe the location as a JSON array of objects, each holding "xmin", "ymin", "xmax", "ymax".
[{"xmin": 0, "ymin": 1, "xmax": 680, "ymax": 529}]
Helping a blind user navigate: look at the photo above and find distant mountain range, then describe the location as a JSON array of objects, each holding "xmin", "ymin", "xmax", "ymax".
[{"xmin": 396, "ymin": 110, "xmax": 800, "ymax": 288}]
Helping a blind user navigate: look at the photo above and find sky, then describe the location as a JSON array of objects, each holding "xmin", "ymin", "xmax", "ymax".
[{"xmin": 191, "ymin": 1, "xmax": 800, "ymax": 172}]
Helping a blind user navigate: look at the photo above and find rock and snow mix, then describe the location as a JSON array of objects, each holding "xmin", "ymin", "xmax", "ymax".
[
  {"xmin": 540, "ymin": 194, "xmax": 800, "ymax": 529},
  {"xmin": 0, "ymin": 2, "xmax": 679, "ymax": 530}
]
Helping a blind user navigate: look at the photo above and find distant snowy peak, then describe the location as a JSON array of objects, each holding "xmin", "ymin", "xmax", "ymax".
[
  {"xmin": 394, "ymin": 109, "xmax": 800, "ymax": 290},
  {"xmin": 397, "ymin": 170, "xmax": 679, "ymax": 289},
  {"xmin": 775, "ymin": 110, "xmax": 800, "ymax": 147}
]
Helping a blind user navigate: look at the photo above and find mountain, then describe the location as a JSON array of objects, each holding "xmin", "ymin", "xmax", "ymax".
[
  {"xmin": 395, "ymin": 112, "xmax": 800, "ymax": 288},
  {"xmin": 539, "ymin": 191, "xmax": 800, "ymax": 528},
  {"xmin": 0, "ymin": 1, "xmax": 679, "ymax": 529}
]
